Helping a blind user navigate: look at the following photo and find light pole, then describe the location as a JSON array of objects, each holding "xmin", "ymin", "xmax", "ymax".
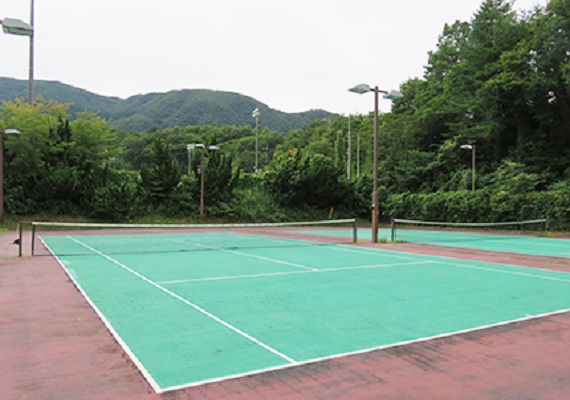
[
  {"xmin": 349, "ymin": 84, "xmax": 403, "ymax": 243},
  {"xmin": 186, "ymin": 144, "xmax": 196, "ymax": 175},
  {"xmin": 460, "ymin": 144, "xmax": 476, "ymax": 192},
  {"xmin": 1, "ymin": 13, "xmax": 34, "ymax": 104},
  {"xmin": 195, "ymin": 144, "xmax": 220, "ymax": 223},
  {"xmin": 0, "ymin": 129, "xmax": 22, "ymax": 225},
  {"xmin": 347, "ymin": 115, "xmax": 352, "ymax": 180},
  {"xmin": 29, "ymin": 0, "xmax": 35, "ymax": 105},
  {"xmin": 252, "ymin": 108, "xmax": 260, "ymax": 174}
]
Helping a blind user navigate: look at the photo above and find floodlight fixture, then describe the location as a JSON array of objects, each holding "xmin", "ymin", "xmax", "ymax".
[{"xmin": 1, "ymin": 18, "xmax": 33, "ymax": 36}]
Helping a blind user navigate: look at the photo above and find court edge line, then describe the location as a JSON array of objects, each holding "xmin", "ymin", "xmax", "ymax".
[
  {"xmin": 436, "ymin": 260, "xmax": 570, "ymax": 283},
  {"xmin": 65, "ymin": 236, "xmax": 297, "ymax": 364},
  {"xmin": 159, "ymin": 306, "xmax": 570, "ymax": 394},
  {"xmin": 333, "ymin": 243, "xmax": 570, "ymax": 274},
  {"xmin": 39, "ymin": 237, "xmax": 162, "ymax": 393},
  {"xmin": 158, "ymin": 260, "xmax": 428, "ymax": 285}
]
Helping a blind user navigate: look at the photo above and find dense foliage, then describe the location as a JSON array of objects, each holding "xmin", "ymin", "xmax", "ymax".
[
  {"xmin": 1, "ymin": 0, "xmax": 569, "ymax": 229},
  {"xmin": 0, "ymin": 79, "xmax": 334, "ymax": 134}
]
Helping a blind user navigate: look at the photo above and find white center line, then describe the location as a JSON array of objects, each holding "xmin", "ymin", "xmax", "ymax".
[{"xmin": 170, "ymin": 239, "xmax": 319, "ymax": 271}]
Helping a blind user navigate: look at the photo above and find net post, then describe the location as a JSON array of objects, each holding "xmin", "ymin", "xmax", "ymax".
[
  {"xmin": 18, "ymin": 221, "xmax": 23, "ymax": 257},
  {"xmin": 352, "ymin": 219, "xmax": 358, "ymax": 243},
  {"xmin": 31, "ymin": 223, "xmax": 36, "ymax": 256},
  {"xmin": 390, "ymin": 218, "xmax": 395, "ymax": 242}
]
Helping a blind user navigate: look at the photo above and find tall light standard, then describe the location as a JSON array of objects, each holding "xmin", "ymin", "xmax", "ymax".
[
  {"xmin": 186, "ymin": 144, "xmax": 196, "ymax": 175},
  {"xmin": 195, "ymin": 144, "xmax": 220, "ymax": 223},
  {"xmin": 0, "ymin": 129, "xmax": 21, "ymax": 225},
  {"xmin": 347, "ymin": 115, "xmax": 352, "ymax": 180},
  {"xmin": 349, "ymin": 84, "xmax": 403, "ymax": 243},
  {"xmin": 252, "ymin": 108, "xmax": 260, "ymax": 174},
  {"xmin": 1, "ymin": 14, "xmax": 34, "ymax": 104},
  {"xmin": 460, "ymin": 144, "xmax": 476, "ymax": 192}
]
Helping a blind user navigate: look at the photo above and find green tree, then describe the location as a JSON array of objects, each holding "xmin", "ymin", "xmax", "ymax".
[{"xmin": 140, "ymin": 138, "xmax": 181, "ymax": 200}]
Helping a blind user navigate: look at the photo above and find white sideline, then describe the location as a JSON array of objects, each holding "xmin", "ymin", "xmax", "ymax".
[{"xmin": 66, "ymin": 236, "xmax": 297, "ymax": 365}]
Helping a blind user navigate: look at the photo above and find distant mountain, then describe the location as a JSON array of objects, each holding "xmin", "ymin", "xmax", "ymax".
[{"xmin": 0, "ymin": 77, "xmax": 335, "ymax": 133}]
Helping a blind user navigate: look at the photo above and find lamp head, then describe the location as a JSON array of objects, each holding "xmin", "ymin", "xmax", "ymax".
[
  {"xmin": 348, "ymin": 84, "xmax": 372, "ymax": 94},
  {"xmin": 383, "ymin": 90, "xmax": 403, "ymax": 100},
  {"xmin": 0, "ymin": 129, "xmax": 21, "ymax": 135}
]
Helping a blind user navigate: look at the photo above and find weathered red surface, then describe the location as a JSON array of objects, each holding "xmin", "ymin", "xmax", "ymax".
[{"xmin": 2, "ymin": 229, "xmax": 570, "ymax": 400}]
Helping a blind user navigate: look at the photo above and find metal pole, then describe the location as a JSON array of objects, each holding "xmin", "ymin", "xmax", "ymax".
[
  {"xmin": 29, "ymin": 0, "xmax": 34, "ymax": 105},
  {"xmin": 18, "ymin": 221, "xmax": 23, "ymax": 257},
  {"xmin": 199, "ymin": 148, "xmax": 205, "ymax": 223},
  {"xmin": 357, "ymin": 130, "xmax": 360, "ymax": 178},
  {"xmin": 347, "ymin": 115, "xmax": 351, "ymax": 180},
  {"xmin": 255, "ymin": 116, "xmax": 259, "ymax": 174},
  {"xmin": 0, "ymin": 131, "xmax": 4, "ymax": 225},
  {"xmin": 31, "ymin": 223, "xmax": 36, "ymax": 256},
  {"xmin": 471, "ymin": 146, "xmax": 475, "ymax": 192},
  {"xmin": 352, "ymin": 219, "xmax": 358, "ymax": 243},
  {"xmin": 372, "ymin": 87, "xmax": 379, "ymax": 243}
]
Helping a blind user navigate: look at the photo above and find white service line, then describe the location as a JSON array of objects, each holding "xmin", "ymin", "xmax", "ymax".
[
  {"xmin": 66, "ymin": 236, "xmax": 297, "ymax": 364},
  {"xmin": 170, "ymin": 239, "xmax": 319, "ymax": 271},
  {"xmin": 159, "ymin": 260, "xmax": 428, "ymax": 285}
]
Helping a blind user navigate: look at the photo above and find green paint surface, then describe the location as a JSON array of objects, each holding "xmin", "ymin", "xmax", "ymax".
[
  {"xmin": 307, "ymin": 228, "xmax": 570, "ymax": 258},
  {"xmin": 43, "ymin": 233, "xmax": 570, "ymax": 391}
]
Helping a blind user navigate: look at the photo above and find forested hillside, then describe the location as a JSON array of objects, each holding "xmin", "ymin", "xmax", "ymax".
[
  {"xmin": 0, "ymin": 78, "xmax": 334, "ymax": 133},
  {"xmin": 1, "ymin": 0, "xmax": 569, "ymax": 228}
]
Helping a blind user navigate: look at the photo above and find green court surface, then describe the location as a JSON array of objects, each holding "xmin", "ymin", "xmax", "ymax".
[
  {"xmin": 306, "ymin": 228, "xmax": 570, "ymax": 258},
  {"xmin": 42, "ymin": 232, "xmax": 570, "ymax": 392}
]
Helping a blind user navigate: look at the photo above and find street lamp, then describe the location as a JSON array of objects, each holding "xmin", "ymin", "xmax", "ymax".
[
  {"xmin": 195, "ymin": 144, "xmax": 220, "ymax": 223},
  {"xmin": 349, "ymin": 84, "xmax": 403, "ymax": 243},
  {"xmin": 252, "ymin": 108, "xmax": 260, "ymax": 174},
  {"xmin": 460, "ymin": 144, "xmax": 476, "ymax": 192},
  {"xmin": 0, "ymin": 129, "xmax": 22, "ymax": 225},
  {"xmin": 1, "ymin": 9, "xmax": 34, "ymax": 105},
  {"xmin": 186, "ymin": 144, "xmax": 196, "ymax": 175}
]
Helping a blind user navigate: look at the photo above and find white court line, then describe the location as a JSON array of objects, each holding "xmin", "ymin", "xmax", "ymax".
[
  {"xmin": 325, "ymin": 244, "xmax": 424, "ymax": 261},
  {"xmin": 158, "ymin": 260, "xmax": 428, "ymax": 285},
  {"xmin": 66, "ymin": 236, "xmax": 297, "ymax": 365},
  {"xmin": 39, "ymin": 237, "xmax": 162, "ymax": 393},
  {"xmin": 160, "ymin": 306, "xmax": 570, "ymax": 393},
  {"xmin": 170, "ymin": 239, "xmax": 319, "ymax": 271},
  {"xmin": 436, "ymin": 260, "xmax": 570, "ymax": 283}
]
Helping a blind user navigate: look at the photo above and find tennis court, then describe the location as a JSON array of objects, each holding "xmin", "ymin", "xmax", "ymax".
[
  {"xmin": 40, "ymin": 228, "xmax": 570, "ymax": 393},
  {"xmin": 305, "ymin": 226, "xmax": 570, "ymax": 258}
]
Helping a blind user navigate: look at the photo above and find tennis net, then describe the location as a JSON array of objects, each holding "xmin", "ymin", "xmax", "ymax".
[
  {"xmin": 23, "ymin": 219, "xmax": 358, "ymax": 257},
  {"xmin": 390, "ymin": 218, "xmax": 548, "ymax": 243}
]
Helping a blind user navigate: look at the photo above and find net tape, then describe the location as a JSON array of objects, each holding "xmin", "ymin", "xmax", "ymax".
[
  {"xmin": 393, "ymin": 218, "xmax": 548, "ymax": 228},
  {"xmin": 22, "ymin": 219, "xmax": 358, "ymax": 257},
  {"xmin": 391, "ymin": 218, "xmax": 548, "ymax": 242}
]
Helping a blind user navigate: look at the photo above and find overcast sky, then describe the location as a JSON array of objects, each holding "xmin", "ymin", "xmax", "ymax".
[{"xmin": 1, "ymin": 0, "xmax": 546, "ymax": 115}]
